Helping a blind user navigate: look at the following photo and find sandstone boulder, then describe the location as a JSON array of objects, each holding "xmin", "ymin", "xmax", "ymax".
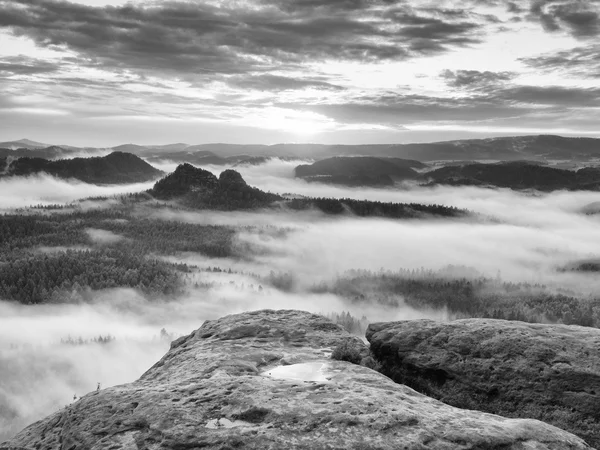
[
  {"xmin": 2, "ymin": 311, "xmax": 592, "ymax": 450},
  {"xmin": 367, "ymin": 318, "xmax": 600, "ymax": 448}
]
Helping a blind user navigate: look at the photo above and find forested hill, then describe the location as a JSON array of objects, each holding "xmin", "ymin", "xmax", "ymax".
[
  {"xmin": 425, "ymin": 161, "xmax": 600, "ymax": 191},
  {"xmin": 147, "ymin": 163, "xmax": 282, "ymax": 209},
  {"xmin": 287, "ymin": 197, "xmax": 467, "ymax": 219},
  {"xmin": 295, "ymin": 156, "xmax": 425, "ymax": 186},
  {"xmin": 149, "ymin": 163, "xmax": 468, "ymax": 218},
  {"xmin": 3, "ymin": 152, "xmax": 164, "ymax": 184}
]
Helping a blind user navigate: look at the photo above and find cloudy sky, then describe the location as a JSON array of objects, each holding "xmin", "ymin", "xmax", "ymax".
[{"xmin": 0, "ymin": 0, "xmax": 599, "ymax": 146}]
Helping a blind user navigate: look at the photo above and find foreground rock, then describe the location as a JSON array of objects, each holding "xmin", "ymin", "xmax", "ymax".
[
  {"xmin": 3, "ymin": 311, "xmax": 591, "ymax": 450},
  {"xmin": 367, "ymin": 318, "xmax": 600, "ymax": 448}
]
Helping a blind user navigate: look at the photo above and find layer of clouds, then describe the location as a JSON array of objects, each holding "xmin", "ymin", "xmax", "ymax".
[
  {"xmin": 0, "ymin": 0, "xmax": 484, "ymax": 76},
  {"xmin": 0, "ymin": 173, "xmax": 154, "ymax": 210},
  {"xmin": 520, "ymin": 44, "xmax": 600, "ymax": 78},
  {"xmin": 528, "ymin": 0, "xmax": 600, "ymax": 38}
]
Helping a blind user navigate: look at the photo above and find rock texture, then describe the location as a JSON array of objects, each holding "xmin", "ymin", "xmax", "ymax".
[
  {"xmin": 367, "ymin": 318, "xmax": 600, "ymax": 448},
  {"xmin": 3, "ymin": 311, "xmax": 592, "ymax": 450}
]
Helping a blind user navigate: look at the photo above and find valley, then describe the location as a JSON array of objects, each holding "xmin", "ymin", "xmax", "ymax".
[{"xmin": 2, "ymin": 138, "xmax": 600, "ymax": 447}]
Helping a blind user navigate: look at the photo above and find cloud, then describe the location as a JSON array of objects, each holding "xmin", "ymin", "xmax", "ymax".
[
  {"xmin": 283, "ymin": 94, "xmax": 531, "ymax": 126},
  {"xmin": 0, "ymin": 0, "xmax": 484, "ymax": 78},
  {"xmin": 498, "ymin": 85, "xmax": 600, "ymax": 106},
  {"xmin": 225, "ymin": 74, "xmax": 344, "ymax": 92},
  {"xmin": 529, "ymin": 0, "xmax": 600, "ymax": 38},
  {"xmin": 85, "ymin": 228, "xmax": 124, "ymax": 245},
  {"xmin": 0, "ymin": 174, "xmax": 154, "ymax": 210},
  {"xmin": 0, "ymin": 55, "xmax": 60, "ymax": 76},
  {"xmin": 520, "ymin": 44, "xmax": 600, "ymax": 78},
  {"xmin": 441, "ymin": 69, "xmax": 515, "ymax": 89}
]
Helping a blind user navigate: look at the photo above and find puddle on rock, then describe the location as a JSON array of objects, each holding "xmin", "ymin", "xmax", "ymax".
[
  {"xmin": 205, "ymin": 418, "xmax": 253, "ymax": 429},
  {"xmin": 264, "ymin": 362, "xmax": 333, "ymax": 382}
]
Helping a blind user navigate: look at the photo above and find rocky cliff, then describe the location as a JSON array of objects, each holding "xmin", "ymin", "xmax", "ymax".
[
  {"xmin": 367, "ymin": 318, "xmax": 600, "ymax": 448},
  {"xmin": 148, "ymin": 164, "xmax": 281, "ymax": 209},
  {"xmin": 2, "ymin": 311, "xmax": 592, "ymax": 450}
]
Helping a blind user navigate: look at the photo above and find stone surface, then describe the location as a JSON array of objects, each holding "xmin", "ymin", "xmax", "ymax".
[
  {"xmin": 2, "ymin": 310, "xmax": 592, "ymax": 450},
  {"xmin": 367, "ymin": 318, "xmax": 600, "ymax": 448}
]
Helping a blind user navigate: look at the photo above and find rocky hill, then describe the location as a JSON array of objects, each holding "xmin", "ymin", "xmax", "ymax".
[
  {"xmin": 2, "ymin": 152, "xmax": 163, "ymax": 184},
  {"xmin": 424, "ymin": 161, "xmax": 600, "ymax": 191},
  {"xmin": 148, "ymin": 163, "xmax": 281, "ymax": 209},
  {"xmin": 2, "ymin": 310, "xmax": 591, "ymax": 450},
  {"xmin": 295, "ymin": 156, "xmax": 425, "ymax": 187},
  {"xmin": 367, "ymin": 318, "xmax": 600, "ymax": 447},
  {"xmin": 148, "ymin": 163, "xmax": 468, "ymax": 218}
]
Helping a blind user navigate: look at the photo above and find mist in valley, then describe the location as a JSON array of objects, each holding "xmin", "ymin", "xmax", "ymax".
[{"xmin": 2, "ymin": 158, "xmax": 600, "ymax": 440}]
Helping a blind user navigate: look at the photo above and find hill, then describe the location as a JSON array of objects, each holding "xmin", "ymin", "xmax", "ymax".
[
  {"xmin": 424, "ymin": 161, "xmax": 600, "ymax": 191},
  {"xmin": 2, "ymin": 310, "xmax": 590, "ymax": 450},
  {"xmin": 0, "ymin": 145, "xmax": 83, "ymax": 160},
  {"xmin": 3, "ymin": 152, "xmax": 163, "ymax": 184},
  {"xmin": 295, "ymin": 156, "xmax": 426, "ymax": 186},
  {"xmin": 148, "ymin": 163, "xmax": 468, "ymax": 218},
  {"xmin": 0, "ymin": 138, "xmax": 48, "ymax": 150},
  {"xmin": 147, "ymin": 163, "xmax": 281, "ymax": 209},
  {"xmin": 148, "ymin": 164, "xmax": 468, "ymax": 217}
]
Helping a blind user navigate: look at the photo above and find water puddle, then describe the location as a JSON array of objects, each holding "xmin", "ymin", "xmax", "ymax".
[
  {"xmin": 264, "ymin": 362, "xmax": 331, "ymax": 382},
  {"xmin": 205, "ymin": 418, "xmax": 253, "ymax": 429}
]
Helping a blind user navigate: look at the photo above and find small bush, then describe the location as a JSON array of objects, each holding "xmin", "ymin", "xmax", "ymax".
[
  {"xmin": 360, "ymin": 355, "xmax": 382, "ymax": 371},
  {"xmin": 331, "ymin": 339, "xmax": 364, "ymax": 364}
]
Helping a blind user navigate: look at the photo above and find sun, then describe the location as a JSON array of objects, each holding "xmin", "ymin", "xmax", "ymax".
[{"xmin": 240, "ymin": 107, "xmax": 337, "ymax": 136}]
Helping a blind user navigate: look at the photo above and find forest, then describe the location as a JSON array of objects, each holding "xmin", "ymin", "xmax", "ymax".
[{"xmin": 1, "ymin": 198, "xmax": 598, "ymax": 331}]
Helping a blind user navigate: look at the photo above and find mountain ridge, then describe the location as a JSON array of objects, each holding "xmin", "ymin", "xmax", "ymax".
[{"xmin": 5, "ymin": 134, "xmax": 600, "ymax": 162}]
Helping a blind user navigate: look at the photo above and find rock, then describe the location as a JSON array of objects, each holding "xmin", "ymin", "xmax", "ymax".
[
  {"xmin": 3, "ymin": 311, "xmax": 591, "ymax": 450},
  {"xmin": 218, "ymin": 169, "xmax": 247, "ymax": 187},
  {"xmin": 366, "ymin": 318, "xmax": 600, "ymax": 448},
  {"xmin": 148, "ymin": 163, "xmax": 219, "ymax": 199}
]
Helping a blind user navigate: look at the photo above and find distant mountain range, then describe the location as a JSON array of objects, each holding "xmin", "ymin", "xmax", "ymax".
[
  {"xmin": 0, "ymin": 152, "xmax": 163, "ymax": 184},
  {"xmin": 3, "ymin": 135, "xmax": 600, "ymax": 163}
]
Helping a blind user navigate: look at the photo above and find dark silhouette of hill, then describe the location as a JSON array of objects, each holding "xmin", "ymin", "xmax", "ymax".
[
  {"xmin": 295, "ymin": 156, "xmax": 426, "ymax": 186},
  {"xmin": 149, "ymin": 164, "xmax": 468, "ymax": 218},
  {"xmin": 424, "ymin": 161, "xmax": 600, "ymax": 191},
  {"xmin": 147, "ymin": 164, "xmax": 281, "ymax": 209},
  {"xmin": 3, "ymin": 152, "xmax": 163, "ymax": 184}
]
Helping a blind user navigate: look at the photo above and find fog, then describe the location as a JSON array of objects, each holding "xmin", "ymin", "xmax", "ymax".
[
  {"xmin": 0, "ymin": 279, "xmax": 443, "ymax": 440},
  {"xmin": 85, "ymin": 228, "xmax": 125, "ymax": 245},
  {"xmin": 0, "ymin": 174, "xmax": 154, "ymax": 210},
  {"xmin": 3, "ymin": 157, "xmax": 600, "ymax": 440}
]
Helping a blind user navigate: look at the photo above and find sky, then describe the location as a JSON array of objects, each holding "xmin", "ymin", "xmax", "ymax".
[{"xmin": 1, "ymin": 0, "xmax": 600, "ymax": 147}]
